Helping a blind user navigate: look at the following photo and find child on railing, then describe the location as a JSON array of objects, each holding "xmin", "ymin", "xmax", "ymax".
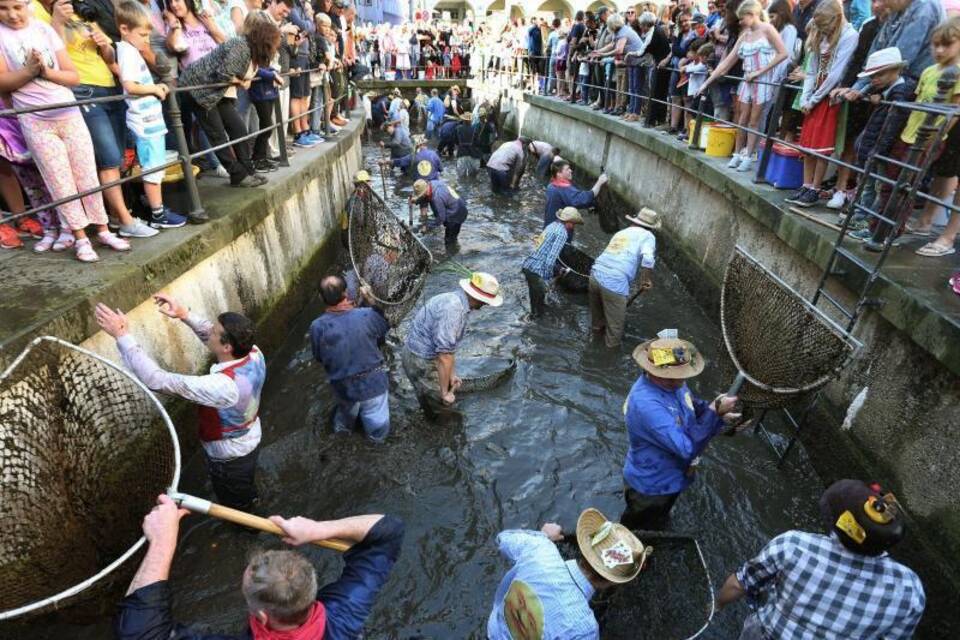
[
  {"xmin": 697, "ymin": 0, "xmax": 788, "ymax": 173},
  {"xmin": 0, "ymin": 0, "xmax": 130, "ymax": 262},
  {"xmin": 678, "ymin": 40, "xmax": 711, "ymax": 141}
]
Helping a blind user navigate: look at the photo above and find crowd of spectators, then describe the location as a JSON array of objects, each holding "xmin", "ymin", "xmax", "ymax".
[
  {"xmin": 358, "ymin": 18, "xmax": 475, "ymax": 79},
  {"xmin": 477, "ymin": 0, "xmax": 960, "ymax": 293}
]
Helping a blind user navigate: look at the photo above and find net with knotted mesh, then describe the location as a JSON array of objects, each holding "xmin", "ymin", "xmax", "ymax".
[
  {"xmin": 347, "ymin": 187, "xmax": 433, "ymax": 325},
  {"xmin": 555, "ymin": 244, "xmax": 594, "ymax": 293},
  {"xmin": 0, "ymin": 337, "xmax": 179, "ymax": 621},
  {"xmin": 720, "ymin": 246, "xmax": 861, "ymax": 409}
]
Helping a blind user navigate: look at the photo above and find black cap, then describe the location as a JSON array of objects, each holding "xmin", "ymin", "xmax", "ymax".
[{"xmin": 819, "ymin": 479, "xmax": 905, "ymax": 556}]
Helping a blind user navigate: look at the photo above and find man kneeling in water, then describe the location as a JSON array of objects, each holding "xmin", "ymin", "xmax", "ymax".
[{"xmin": 115, "ymin": 496, "xmax": 404, "ymax": 640}]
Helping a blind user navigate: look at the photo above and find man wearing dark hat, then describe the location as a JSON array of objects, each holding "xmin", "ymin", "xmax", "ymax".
[
  {"xmin": 487, "ymin": 507, "xmax": 650, "ymax": 640},
  {"xmin": 621, "ymin": 331, "xmax": 741, "ymax": 530},
  {"xmin": 410, "ymin": 178, "xmax": 468, "ymax": 250},
  {"xmin": 310, "ymin": 274, "xmax": 391, "ymax": 442},
  {"xmin": 717, "ymin": 479, "xmax": 925, "ymax": 639},
  {"xmin": 408, "ymin": 135, "xmax": 443, "ymax": 181},
  {"xmin": 588, "ymin": 208, "xmax": 660, "ymax": 348},
  {"xmin": 521, "ymin": 206, "xmax": 584, "ymax": 316}
]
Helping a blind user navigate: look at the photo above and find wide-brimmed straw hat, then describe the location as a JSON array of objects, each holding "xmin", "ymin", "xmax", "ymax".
[
  {"xmin": 557, "ymin": 206, "xmax": 584, "ymax": 224},
  {"xmin": 411, "ymin": 179, "xmax": 430, "ymax": 201},
  {"xmin": 625, "ymin": 207, "xmax": 662, "ymax": 230},
  {"xmin": 391, "ymin": 87, "xmax": 402, "ymax": 96},
  {"xmin": 576, "ymin": 508, "xmax": 651, "ymax": 584},
  {"xmin": 857, "ymin": 47, "xmax": 906, "ymax": 78},
  {"xmin": 459, "ymin": 272, "xmax": 504, "ymax": 307},
  {"xmin": 633, "ymin": 337, "xmax": 705, "ymax": 379},
  {"xmin": 353, "ymin": 170, "xmax": 371, "ymax": 183}
]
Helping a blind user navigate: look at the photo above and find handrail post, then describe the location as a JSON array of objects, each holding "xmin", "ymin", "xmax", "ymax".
[
  {"xmin": 754, "ymin": 76, "xmax": 787, "ymax": 183},
  {"xmin": 689, "ymin": 94, "xmax": 705, "ymax": 151},
  {"xmin": 273, "ymin": 96, "xmax": 289, "ymax": 167},
  {"xmin": 166, "ymin": 91, "xmax": 206, "ymax": 222}
]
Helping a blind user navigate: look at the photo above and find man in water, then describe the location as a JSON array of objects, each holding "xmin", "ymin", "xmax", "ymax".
[
  {"xmin": 379, "ymin": 119, "xmax": 413, "ymax": 172},
  {"xmin": 426, "ymin": 88, "xmax": 445, "ymax": 139},
  {"xmin": 544, "ymin": 159, "xmax": 607, "ymax": 232},
  {"xmin": 485, "ymin": 136, "xmax": 532, "ymax": 193},
  {"xmin": 521, "ymin": 206, "xmax": 584, "ymax": 316},
  {"xmin": 437, "ymin": 117, "xmax": 460, "ymax": 157},
  {"xmin": 115, "ymin": 495, "xmax": 404, "ymax": 639},
  {"xmin": 474, "ymin": 106, "xmax": 498, "ymax": 163},
  {"xmin": 401, "ymin": 272, "xmax": 504, "ymax": 409},
  {"xmin": 717, "ymin": 479, "xmax": 925, "ymax": 638},
  {"xmin": 622, "ymin": 333, "xmax": 741, "ymax": 530},
  {"xmin": 533, "ymin": 142, "xmax": 561, "ymax": 180},
  {"xmin": 310, "ymin": 275, "xmax": 390, "ymax": 442},
  {"xmin": 408, "ymin": 134, "xmax": 443, "ymax": 181},
  {"xmin": 340, "ymin": 170, "xmax": 373, "ymax": 249},
  {"xmin": 94, "ymin": 297, "xmax": 265, "ymax": 511},
  {"xmin": 454, "ymin": 112, "xmax": 482, "ymax": 176},
  {"xmin": 588, "ymin": 208, "xmax": 659, "ymax": 348},
  {"xmin": 487, "ymin": 507, "xmax": 648, "ymax": 640},
  {"xmin": 410, "ymin": 177, "xmax": 468, "ymax": 251}
]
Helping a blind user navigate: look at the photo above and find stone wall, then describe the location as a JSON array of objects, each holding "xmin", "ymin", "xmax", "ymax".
[{"xmin": 472, "ymin": 82, "xmax": 960, "ymax": 637}]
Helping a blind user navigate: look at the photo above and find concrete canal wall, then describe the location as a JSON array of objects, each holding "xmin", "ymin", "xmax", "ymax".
[{"xmin": 471, "ymin": 82, "xmax": 960, "ymax": 636}]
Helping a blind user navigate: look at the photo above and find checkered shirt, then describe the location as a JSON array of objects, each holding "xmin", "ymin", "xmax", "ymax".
[
  {"xmin": 737, "ymin": 531, "xmax": 925, "ymax": 640},
  {"xmin": 521, "ymin": 221, "xmax": 569, "ymax": 280}
]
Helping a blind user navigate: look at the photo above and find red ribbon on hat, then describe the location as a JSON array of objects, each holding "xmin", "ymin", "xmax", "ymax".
[{"xmin": 469, "ymin": 281, "xmax": 498, "ymax": 300}]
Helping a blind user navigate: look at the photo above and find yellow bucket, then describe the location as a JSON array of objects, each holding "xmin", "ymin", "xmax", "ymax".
[
  {"xmin": 705, "ymin": 124, "xmax": 736, "ymax": 157},
  {"xmin": 688, "ymin": 120, "xmax": 711, "ymax": 149}
]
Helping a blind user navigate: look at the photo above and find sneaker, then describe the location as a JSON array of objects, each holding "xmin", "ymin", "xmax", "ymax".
[
  {"xmin": 254, "ymin": 159, "xmax": 279, "ymax": 173},
  {"xmin": 826, "ymin": 190, "xmax": 847, "ymax": 210},
  {"xmin": 292, "ymin": 133, "xmax": 317, "ymax": 148},
  {"xmin": 793, "ymin": 187, "xmax": 821, "ymax": 207},
  {"xmin": 17, "ymin": 217, "xmax": 43, "ymax": 238},
  {"xmin": 0, "ymin": 223, "xmax": 23, "ymax": 249},
  {"xmin": 727, "ymin": 152, "xmax": 744, "ymax": 169},
  {"xmin": 785, "ymin": 186, "xmax": 810, "ymax": 205},
  {"xmin": 97, "ymin": 230, "xmax": 131, "ymax": 251},
  {"xmin": 231, "ymin": 174, "xmax": 269, "ymax": 188},
  {"xmin": 187, "ymin": 210, "xmax": 210, "ymax": 224},
  {"xmin": 848, "ymin": 227, "xmax": 874, "ymax": 242},
  {"xmin": 119, "ymin": 219, "xmax": 160, "ymax": 238},
  {"xmin": 33, "ymin": 230, "xmax": 56, "ymax": 253},
  {"xmin": 199, "ymin": 165, "xmax": 230, "ymax": 179},
  {"xmin": 305, "ymin": 132, "xmax": 325, "ymax": 144},
  {"xmin": 149, "ymin": 208, "xmax": 188, "ymax": 229},
  {"xmin": 737, "ymin": 155, "xmax": 755, "ymax": 172},
  {"xmin": 107, "ymin": 216, "xmax": 121, "ymax": 231},
  {"xmin": 75, "ymin": 238, "xmax": 99, "ymax": 263}
]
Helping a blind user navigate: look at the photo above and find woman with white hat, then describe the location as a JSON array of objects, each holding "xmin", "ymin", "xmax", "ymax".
[
  {"xmin": 588, "ymin": 208, "xmax": 660, "ymax": 348},
  {"xmin": 401, "ymin": 273, "xmax": 504, "ymax": 409}
]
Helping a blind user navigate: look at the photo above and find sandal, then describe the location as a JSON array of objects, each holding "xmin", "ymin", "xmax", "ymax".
[
  {"xmin": 33, "ymin": 230, "xmax": 57, "ymax": 253},
  {"xmin": 916, "ymin": 241, "xmax": 956, "ymax": 257},
  {"xmin": 52, "ymin": 231, "xmax": 75, "ymax": 252},
  {"xmin": 75, "ymin": 238, "xmax": 99, "ymax": 263},
  {"xmin": 97, "ymin": 231, "xmax": 131, "ymax": 252},
  {"xmin": 905, "ymin": 222, "xmax": 934, "ymax": 237}
]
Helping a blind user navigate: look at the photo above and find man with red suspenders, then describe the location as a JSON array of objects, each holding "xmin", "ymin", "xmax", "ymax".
[{"xmin": 95, "ymin": 294, "xmax": 265, "ymax": 511}]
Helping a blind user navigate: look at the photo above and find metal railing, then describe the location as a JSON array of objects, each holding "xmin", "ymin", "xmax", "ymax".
[{"xmin": 0, "ymin": 64, "xmax": 355, "ymax": 226}]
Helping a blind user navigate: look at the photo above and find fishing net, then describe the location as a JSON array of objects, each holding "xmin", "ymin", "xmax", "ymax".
[
  {"xmin": 595, "ymin": 184, "xmax": 625, "ymax": 234},
  {"xmin": 720, "ymin": 246, "xmax": 861, "ymax": 409},
  {"xmin": 0, "ymin": 337, "xmax": 179, "ymax": 621},
  {"xmin": 560, "ymin": 532, "xmax": 714, "ymax": 640},
  {"xmin": 455, "ymin": 356, "xmax": 517, "ymax": 393},
  {"xmin": 555, "ymin": 244, "xmax": 594, "ymax": 293},
  {"xmin": 347, "ymin": 187, "xmax": 433, "ymax": 325}
]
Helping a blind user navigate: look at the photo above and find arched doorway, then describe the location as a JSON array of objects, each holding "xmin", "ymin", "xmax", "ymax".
[
  {"xmin": 431, "ymin": 0, "xmax": 476, "ymax": 21},
  {"xmin": 587, "ymin": 0, "xmax": 615, "ymax": 13},
  {"xmin": 533, "ymin": 0, "xmax": 572, "ymax": 19}
]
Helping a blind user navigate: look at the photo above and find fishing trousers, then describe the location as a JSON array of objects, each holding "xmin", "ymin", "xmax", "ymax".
[
  {"xmin": 588, "ymin": 276, "xmax": 627, "ymax": 348},
  {"xmin": 204, "ymin": 446, "xmax": 259, "ymax": 511}
]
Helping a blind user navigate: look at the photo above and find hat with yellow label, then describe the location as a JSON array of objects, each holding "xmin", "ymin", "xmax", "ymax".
[
  {"xmin": 459, "ymin": 272, "xmax": 504, "ymax": 307},
  {"xmin": 819, "ymin": 479, "xmax": 905, "ymax": 556},
  {"xmin": 576, "ymin": 508, "xmax": 651, "ymax": 584},
  {"xmin": 632, "ymin": 337, "xmax": 705, "ymax": 379}
]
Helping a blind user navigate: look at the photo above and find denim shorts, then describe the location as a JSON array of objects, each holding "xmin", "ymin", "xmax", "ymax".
[
  {"xmin": 73, "ymin": 84, "xmax": 126, "ymax": 169},
  {"xmin": 134, "ymin": 133, "xmax": 167, "ymax": 184}
]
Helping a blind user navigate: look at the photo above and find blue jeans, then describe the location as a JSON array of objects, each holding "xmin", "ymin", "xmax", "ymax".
[
  {"xmin": 309, "ymin": 85, "xmax": 325, "ymax": 132},
  {"xmin": 73, "ymin": 84, "xmax": 126, "ymax": 169},
  {"xmin": 628, "ymin": 65, "xmax": 644, "ymax": 114},
  {"xmin": 334, "ymin": 391, "xmax": 390, "ymax": 442},
  {"xmin": 578, "ymin": 74, "xmax": 589, "ymax": 104}
]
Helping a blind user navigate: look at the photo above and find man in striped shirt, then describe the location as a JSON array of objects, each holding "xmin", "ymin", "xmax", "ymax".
[{"xmin": 521, "ymin": 206, "xmax": 583, "ymax": 316}]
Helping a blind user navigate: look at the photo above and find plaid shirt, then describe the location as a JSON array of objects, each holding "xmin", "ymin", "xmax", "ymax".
[
  {"xmin": 521, "ymin": 221, "xmax": 569, "ymax": 280},
  {"xmin": 737, "ymin": 531, "xmax": 925, "ymax": 640}
]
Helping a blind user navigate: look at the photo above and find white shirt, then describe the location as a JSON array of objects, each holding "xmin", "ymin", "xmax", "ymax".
[
  {"xmin": 591, "ymin": 226, "xmax": 657, "ymax": 296},
  {"xmin": 117, "ymin": 41, "xmax": 167, "ymax": 138}
]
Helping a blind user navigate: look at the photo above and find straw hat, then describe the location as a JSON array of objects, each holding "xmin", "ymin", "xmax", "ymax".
[
  {"xmin": 392, "ymin": 87, "xmax": 402, "ymax": 96},
  {"xmin": 412, "ymin": 178, "xmax": 430, "ymax": 201},
  {"xmin": 857, "ymin": 47, "xmax": 906, "ymax": 78},
  {"xmin": 459, "ymin": 112, "xmax": 473, "ymax": 122},
  {"xmin": 576, "ymin": 508, "xmax": 651, "ymax": 584},
  {"xmin": 403, "ymin": 99, "xmax": 410, "ymax": 108},
  {"xmin": 412, "ymin": 134, "xmax": 427, "ymax": 147},
  {"xmin": 459, "ymin": 272, "xmax": 504, "ymax": 307},
  {"xmin": 450, "ymin": 84, "xmax": 461, "ymax": 93},
  {"xmin": 632, "ymin": 337, "xmax": 705, "ymax": 379},
  {"xmin": 353, "ymin": 169, "xmax": 371, "ymax": 183},
  {"xmin": 625, "ymin": 207, "xmax": 662, "ymax": 230},
  {"xmin": 557, "ymin": 206, "xmax": 584, "ymax": 224}
]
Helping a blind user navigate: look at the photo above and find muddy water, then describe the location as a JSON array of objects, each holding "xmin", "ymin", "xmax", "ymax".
[{"xmin": 16, "ymin": 143, "xmax": 824, "ymax": 640}]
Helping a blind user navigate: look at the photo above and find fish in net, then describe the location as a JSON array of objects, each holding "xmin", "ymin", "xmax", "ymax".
[
  {"xmin": 720, "ymin": 246, "xmax": 861, "ymax": 409},
  {"xmin": 347, "ymin": 188, "xmax": 433, "ymax": 325},
  {"xmin": 555, "ymin": 244, "xmax": 594, "ymax": 293},
  {"xmin": 559, "ymin": 532, "xmax": 715, "ymax": 640},
  {"xmin": 0, "ymin": 337, "xmax": 178, "ymax": 621}
]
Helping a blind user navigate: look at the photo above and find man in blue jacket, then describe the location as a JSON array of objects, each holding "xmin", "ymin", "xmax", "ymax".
[
  {"xmin": 408, "ymin": 135, "xmax": 443, "ymax": 181},
  {"xmin": 544, "ymin": 159, "xmax": 607, "ymax": 234},
  {"xmin": 411, "ymin": 177, "xmax": 468, "ymax": 250},
  {"xmin": 621, "ymin": 334, "xmax": 741, "ymax": 531},
  {"xmin": 114, "ymin": 495, "xmax": 404, "ymax": 640}
]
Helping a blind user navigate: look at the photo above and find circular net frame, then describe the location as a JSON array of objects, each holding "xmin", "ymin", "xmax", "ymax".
[
  {"xmin": 347, "ymin": 188, "xmax": 433, "ymax": 325},
  {"xmin": 720, "ymin": 247, "xmax": 860, "ymax": 409},
  {"xmin": 0, "ymin": 337, "xmax": 178, "ymax": 621},
  {"xmin": 555, "ymin": 244, "xmax": 594, "ymax": 293}
]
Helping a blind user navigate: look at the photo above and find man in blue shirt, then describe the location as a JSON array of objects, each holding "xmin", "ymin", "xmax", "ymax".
[
  {"xmin": 426, "ymin": 88, "xmax": 446, "ymax": 139},
  {"xmin": 379, "ymin": 120, "xmax": 413, "ymax": 171},
  {"xmin": 408, "ymin": 135, "xmax": 443, "ymax": 181},
  {"xmin": 589, "ymin": 208, "xmax": 659, "ymax": 348},
  {"xmin": 437, "ymin": 118, "xmax": 460, "ymax": 158},
  {"xmin": 488, "ymin": 507, "xmax": 649, "ymax": 640},
  {"xmin": 115, "ymin": 496, "xmax": 404, "ymax": 640},
  {"xmin": 309, "ymin": 275, "xmax": 391, "ymax": 442},
  {"xmin": 402, "ymin": 272, "xmax": 504, "ymax": 409},
  {"xmin": 622, "ymin": 334, "xmax": 740, "ymax": 530},
  {"xmin": 526, "ymin": 17, "xmax": 544, "ymax": 91},
  {"xmin": 544, "ymin": 159, "xmax": 607, "ymax": 233},
  {"xmin": 410, "ymin": 177, "xmax": 469, "ymax": 250},
  {"xmin": 521, "ymin": 206, "xmax": 584, "ymax": 316}
]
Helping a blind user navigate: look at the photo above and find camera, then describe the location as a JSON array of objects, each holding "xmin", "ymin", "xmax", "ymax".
[{"xmin": 71, "ymin": 0, "xmax": 98, "ymax": 22}]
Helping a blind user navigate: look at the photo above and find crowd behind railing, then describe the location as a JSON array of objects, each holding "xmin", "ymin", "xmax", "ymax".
[{"xmin": 474, "ymin": 0, "xmax": 960, "ymax": 296}]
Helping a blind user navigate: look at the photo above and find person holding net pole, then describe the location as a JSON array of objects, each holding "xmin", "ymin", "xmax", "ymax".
[
  {"xmin": 115, "ymin": 495, "xmax": 404, "ymax": 640},
  {"xmin": 94, "ymin": 296, "xmax": 265, "ymax": 512},
  {"xmin": 521, "ymin": 206, "xmax": 584, "ymax": 317}
]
